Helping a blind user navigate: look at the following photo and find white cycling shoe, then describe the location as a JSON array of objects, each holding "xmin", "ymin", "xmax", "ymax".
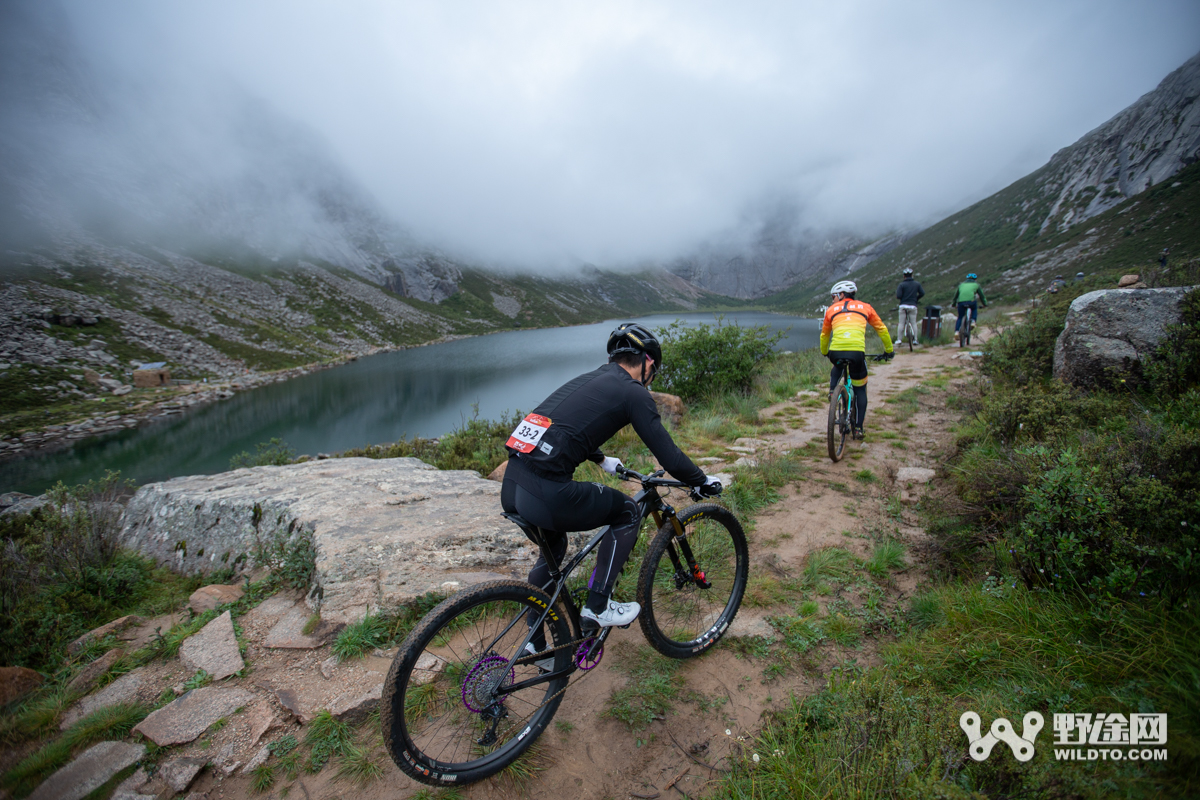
[
  {"xmin": 523, "ymin": 642, "xmax": 555, "ymax": 673},
  {"xmin": 580, "ymin": 600, "xmax": 641, "ymax": 628}
]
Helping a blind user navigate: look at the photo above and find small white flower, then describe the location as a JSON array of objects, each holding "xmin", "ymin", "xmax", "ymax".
[
  {"xmin": 752, "ymin": 753, "xmax": 761, "ymax": 763},
  {"xmin": 725, "ymin": 729, "xmax": 732, "ymax": 736}
]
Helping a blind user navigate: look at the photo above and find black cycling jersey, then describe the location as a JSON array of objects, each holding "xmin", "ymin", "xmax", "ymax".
[
  {"xmin": 896, "ymin": 278, "xmax": 925, "ymax": 307},
  {"xmin": 506, "ymin": 362, "xmax": 705, "ymax": 486}
]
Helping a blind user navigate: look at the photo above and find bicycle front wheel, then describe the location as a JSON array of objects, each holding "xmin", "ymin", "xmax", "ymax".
[
  {"xmin": 381, "ymin": 580, "xmax": 571, "ymax": 786},
  {"xmin": 637, "ymin": 504, "xmax": 749, "ymax": 659},
  {"xmin": 827, "ymin": 385, "xmax": 849, "ymax": 462}
]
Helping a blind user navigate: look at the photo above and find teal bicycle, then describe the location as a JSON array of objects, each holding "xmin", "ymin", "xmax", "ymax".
[{"xmin": 827, "ymin": 353, "xmax": 891, "ymax": 462}]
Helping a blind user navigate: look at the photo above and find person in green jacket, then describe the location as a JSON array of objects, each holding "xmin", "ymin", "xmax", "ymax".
[{"xmin": 950, "ymin": 273, "xmax": 987, "ymax": 334}]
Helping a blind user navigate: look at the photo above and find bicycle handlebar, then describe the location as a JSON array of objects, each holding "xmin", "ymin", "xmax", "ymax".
[{"xmin": 615, "ymin": 465, "xmax": 719, "ymax": 500}]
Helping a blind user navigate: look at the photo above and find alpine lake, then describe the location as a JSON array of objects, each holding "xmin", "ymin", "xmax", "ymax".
[{"xmin": 0, "ymin": 312, "xmax": 820, "ymax": 494}]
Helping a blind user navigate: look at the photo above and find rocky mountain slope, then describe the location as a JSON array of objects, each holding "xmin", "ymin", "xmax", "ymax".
[
  {"xmin": 0, "ymin": 2, "xmax": 728, "ymax": 438},
  {"xmin": 760, "ymin": 50, "xmax": 1200, "ymax": 312}
]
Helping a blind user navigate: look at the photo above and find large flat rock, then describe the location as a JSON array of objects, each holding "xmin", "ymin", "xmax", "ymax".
[
  {"xmin": 28, "ymin": 740, "xmax": 145, "ymax": 800},
  {"xmin": 119, "ymin": 458, "xmax": 528, "ymax": 622},
  {"xmin": 133, "ymin": 686, "xmax": 254, "ymax": 746},
  {"xmin": 60, "ymin": 669, "xmax": 145, "ymax": 730}
]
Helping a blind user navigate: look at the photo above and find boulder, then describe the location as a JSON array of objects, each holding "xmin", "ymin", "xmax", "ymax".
[
  {"xmin": 1053, "ymin": 287, "xmax": 1195, "ymax": 387},
  {"xmin": 179, "ymin": 610, "xmax": 244, "ymax": 680},
  {"xmin": 119, "ymin": 458, "xmax": 527, "ymax": 623},
  {"xmin": 0, "ymin": 665, "xmax": 43, "ymax": 706},
  {"xmin": 650, "ymin": 391, "xmax": 686, "ymax": 427},
  {"xmin": 187, "ymin": 583, "xmax": 245, "ymax": 614},
  {"xmin": 487, "ymin": 459, "xmax": 508, "ymax": 482},
  {"xmin": 28, "ymin": 741, "xmax": 145, "ymax": 800},
  {"xmin": 1118, "ymin": 274, "xmax": 1141, "ymax": 287},
  {"xmin": 83, "ymin": 369, "xmax": 101, "ymax": 385}
]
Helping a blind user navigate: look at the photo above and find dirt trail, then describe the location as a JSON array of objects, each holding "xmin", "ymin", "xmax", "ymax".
[{"xmin": 175, "ymin": 337, "xmax": 982, "ymax": 800}]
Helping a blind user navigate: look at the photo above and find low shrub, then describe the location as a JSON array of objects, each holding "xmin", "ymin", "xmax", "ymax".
[
  {"xmin": 230, "ymin": 437, "xmax": 296, "ymax": 469},
  {"xmin": 338, "ymin": 408, "xmax": 522, "ymax": 477},
  {"xmin": 0, "ymin": 473, "xmax": 200, "ymax": 669},
  {"xmin": 654, "ymin": 317, "xmax": 784, "ymax": 402}
]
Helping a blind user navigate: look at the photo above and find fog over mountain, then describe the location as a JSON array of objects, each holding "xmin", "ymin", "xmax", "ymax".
[{"xmin": 4, "ymin": 0, "xmax": 1199, "ymax": 282}]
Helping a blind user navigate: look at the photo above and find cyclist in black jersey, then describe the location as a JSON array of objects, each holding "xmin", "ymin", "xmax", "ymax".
[{"xmin": 500, "ymin": 323, "xmax": 720, "ymax": 655}]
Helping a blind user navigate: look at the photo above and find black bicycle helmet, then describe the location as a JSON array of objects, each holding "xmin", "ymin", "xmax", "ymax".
[{"xmin": 607, "ymin": 322, "xmax": 662, "ymax": 384}]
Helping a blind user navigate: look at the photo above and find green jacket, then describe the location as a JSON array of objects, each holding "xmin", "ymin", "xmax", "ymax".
[{"xmin": 951, "ymin": 281, "xmax": 987, "ymax": 305}]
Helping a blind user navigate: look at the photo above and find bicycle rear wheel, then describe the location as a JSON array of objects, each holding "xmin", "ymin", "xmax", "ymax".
[
  {"xmin": 907, "ymin": 324, "xmax": 914, "ymax": 352},
  {"xmin": 382, "ymin": 580, "xmax": 571, "ymax": 786},
  {"xmin": 637, "ymin": 504, "xmax": 748, "ymax": 659},
  {"xmin": 827, "ymin": 384, "xmax": 849, "ymax": 462}
]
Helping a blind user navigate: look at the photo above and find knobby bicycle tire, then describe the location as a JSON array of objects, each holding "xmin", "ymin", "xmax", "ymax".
[
  {"xmin": 382, "ymin": 580, "xmax": 571, "ymax": 786},
  {"xmin": 827, "ymin": 384, "xmax": 849, "ymax": 462},
  {"xmin": 636, "ymin": 504, "xmax": 749, "ymax": 659}
]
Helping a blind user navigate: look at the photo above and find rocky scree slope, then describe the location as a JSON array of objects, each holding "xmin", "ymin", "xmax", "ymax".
[{"xmin": 771, "ymin": 50, "xmax": 1200, "ymax": 311}]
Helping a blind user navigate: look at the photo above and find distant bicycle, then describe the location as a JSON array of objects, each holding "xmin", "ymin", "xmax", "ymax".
[
  {"xmin": 381, "ymin": 465, "xmax": 748, "ymax": 786},
  {"xmin": 898, "ymin": 311, "xmax": 919, "ymax": 352},
  {"xmin": 959, "ymin": 312, "xmax": 973, "ymax": 348},
  {"xmin": 827, "ymin": 353, "xmax": 891, "ymax": 462}
]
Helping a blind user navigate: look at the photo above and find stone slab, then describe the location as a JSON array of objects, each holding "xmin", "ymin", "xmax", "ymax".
[
  {"xmin": 133, "ymin": 686, "xmax": 254, "ymax": 746},
  {"xmin": 28, "ymin": 740, "xmax": 145, "ymax": 800},
  {"xmin": 179, "ymin": 610, "xmax": 244, "ymax": 680},
  {"xmin": 158, "ymin": 757, "xmax": 206, "ymax": 793},
  {"xmin": 245, "ymin": 594, "xmax": 298, "ymax": 625},
  {"xmin": 895, "ymin": 467, "xmax": 936, "ymax": 484},
  {"xmin": 188, "ymin": 583, "xmax": 245, "ymax": 613},
  {"xmin": 118, "ymin": 458, "xmax": 525, "ymax": 623},
  {"xmin": 264, "ymin": 605, "xmax": 325, "ymax": 649},
  {"xmin": 66, "ymin": 648, "xmax": 124, "ymax": 696},
  {"xmin": 60, "ymin": 669, "xmax": 145, "ymax": 730},
  {"xmin": 329, "ymin": 681, "xmax": 384, "ymax": 723},
  {"xmin": 68, "ymin": 615, "xmax": 143, "ymax": 654}
]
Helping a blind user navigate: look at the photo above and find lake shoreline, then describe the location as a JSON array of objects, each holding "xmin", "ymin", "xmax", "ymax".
[{"xmin": 0, "ymin": 311, "xmax": 816, "ymax": 493}]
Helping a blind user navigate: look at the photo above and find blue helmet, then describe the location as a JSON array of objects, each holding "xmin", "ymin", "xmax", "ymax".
[{"xmin": 966, "ymin": 272, "xmax": 978, "ymax": 280}]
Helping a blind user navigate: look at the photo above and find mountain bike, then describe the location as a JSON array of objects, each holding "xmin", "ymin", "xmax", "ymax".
[
  {"xmin": 898, "ymin": 308, "xmax": 919, "ymax": 352},
  {"xmin": 959, "ymin": 310, "xmax": 973, "ymax": 348},
  {"xmin": 381, "ymin": 465, "xmax": 749, "ymax": 786},
  {"xmin": 827, "ymin": 353, "xmax": 891, "ymax": 462}
]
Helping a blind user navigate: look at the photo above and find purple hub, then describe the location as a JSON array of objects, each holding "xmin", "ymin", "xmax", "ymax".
[
  {"xmin": 573, "ymin": 638, "xmax": 603, "ymax": 670},
  {"xmin": 460, "ymin": 655, "xmax": 514, "ymax": 713}
]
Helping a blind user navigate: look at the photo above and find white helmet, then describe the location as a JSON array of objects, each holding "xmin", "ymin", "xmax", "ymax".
[{"xmin": 830, "ymin": 280, "xmax": 857, "ymax": 296}]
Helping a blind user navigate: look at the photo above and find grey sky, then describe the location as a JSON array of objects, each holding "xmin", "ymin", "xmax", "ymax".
[{"xmin": 60, "ymin": 0, "xmax": 1200, "ymax": 268}]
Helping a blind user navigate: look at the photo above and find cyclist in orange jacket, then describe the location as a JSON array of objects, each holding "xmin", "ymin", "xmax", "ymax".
[{"xmin": 820, "ymin": 280, "xmax": 894, "ymax": 439}]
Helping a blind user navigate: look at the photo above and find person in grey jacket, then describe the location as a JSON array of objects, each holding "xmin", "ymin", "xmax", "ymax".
[{"xmin": 895, "ymin": 268, "xmax": 924, "ymax": 347}]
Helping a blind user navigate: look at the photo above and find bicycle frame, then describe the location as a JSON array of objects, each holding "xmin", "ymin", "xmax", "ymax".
[{"xmin": 492, "ymin": 469, "xmax": 702, "ymax": 695}]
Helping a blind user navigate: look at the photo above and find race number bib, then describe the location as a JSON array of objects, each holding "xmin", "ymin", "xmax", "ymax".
[{"xmin": 506, "ymin": 413, "xmax": 552, "ymax": 454}]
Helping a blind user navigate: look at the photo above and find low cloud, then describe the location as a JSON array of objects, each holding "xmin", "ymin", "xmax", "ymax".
[{"xmin": 10, "ymin": 0, "xmax": 1200, "ymax": 270}]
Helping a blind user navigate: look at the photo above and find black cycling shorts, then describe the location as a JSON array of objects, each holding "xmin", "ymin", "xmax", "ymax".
[
  {"xmin": 827, "ymin": 350, "xmax": 868, "ymax": 382},
  {"xmin": 500, "ymin": 455, "xmax": 630, "ymax": 535}
]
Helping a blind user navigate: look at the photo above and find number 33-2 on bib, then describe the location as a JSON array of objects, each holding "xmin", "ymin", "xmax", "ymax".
[{"xmin": 506, "ymin": 413, "xmax": 552, "ymax": 454}]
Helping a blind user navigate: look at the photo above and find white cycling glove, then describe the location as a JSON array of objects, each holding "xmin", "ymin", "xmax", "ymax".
[
  {"xmin": 600, "ymin": 456, "xmax": 623, "ymax": 475},
  {"xmin": 698, "ymin": 475, "xmax": 723, "ymax": 497}
]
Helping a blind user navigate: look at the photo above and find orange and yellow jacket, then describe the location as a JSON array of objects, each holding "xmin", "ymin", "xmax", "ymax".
[{"xmin": 820, "ymin": 298, "xmax": 894, "ymax": 355}]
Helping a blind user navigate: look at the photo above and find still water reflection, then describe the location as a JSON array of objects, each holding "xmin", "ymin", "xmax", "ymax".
[{"xmin": 0, "ymin": 312, "xmax": 819, "ymax": 494}]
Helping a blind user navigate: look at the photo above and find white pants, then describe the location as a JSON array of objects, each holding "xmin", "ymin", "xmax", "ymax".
[{"xmin": 898, "ymin": 305, "xmax": 919, "ymax": 342}]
